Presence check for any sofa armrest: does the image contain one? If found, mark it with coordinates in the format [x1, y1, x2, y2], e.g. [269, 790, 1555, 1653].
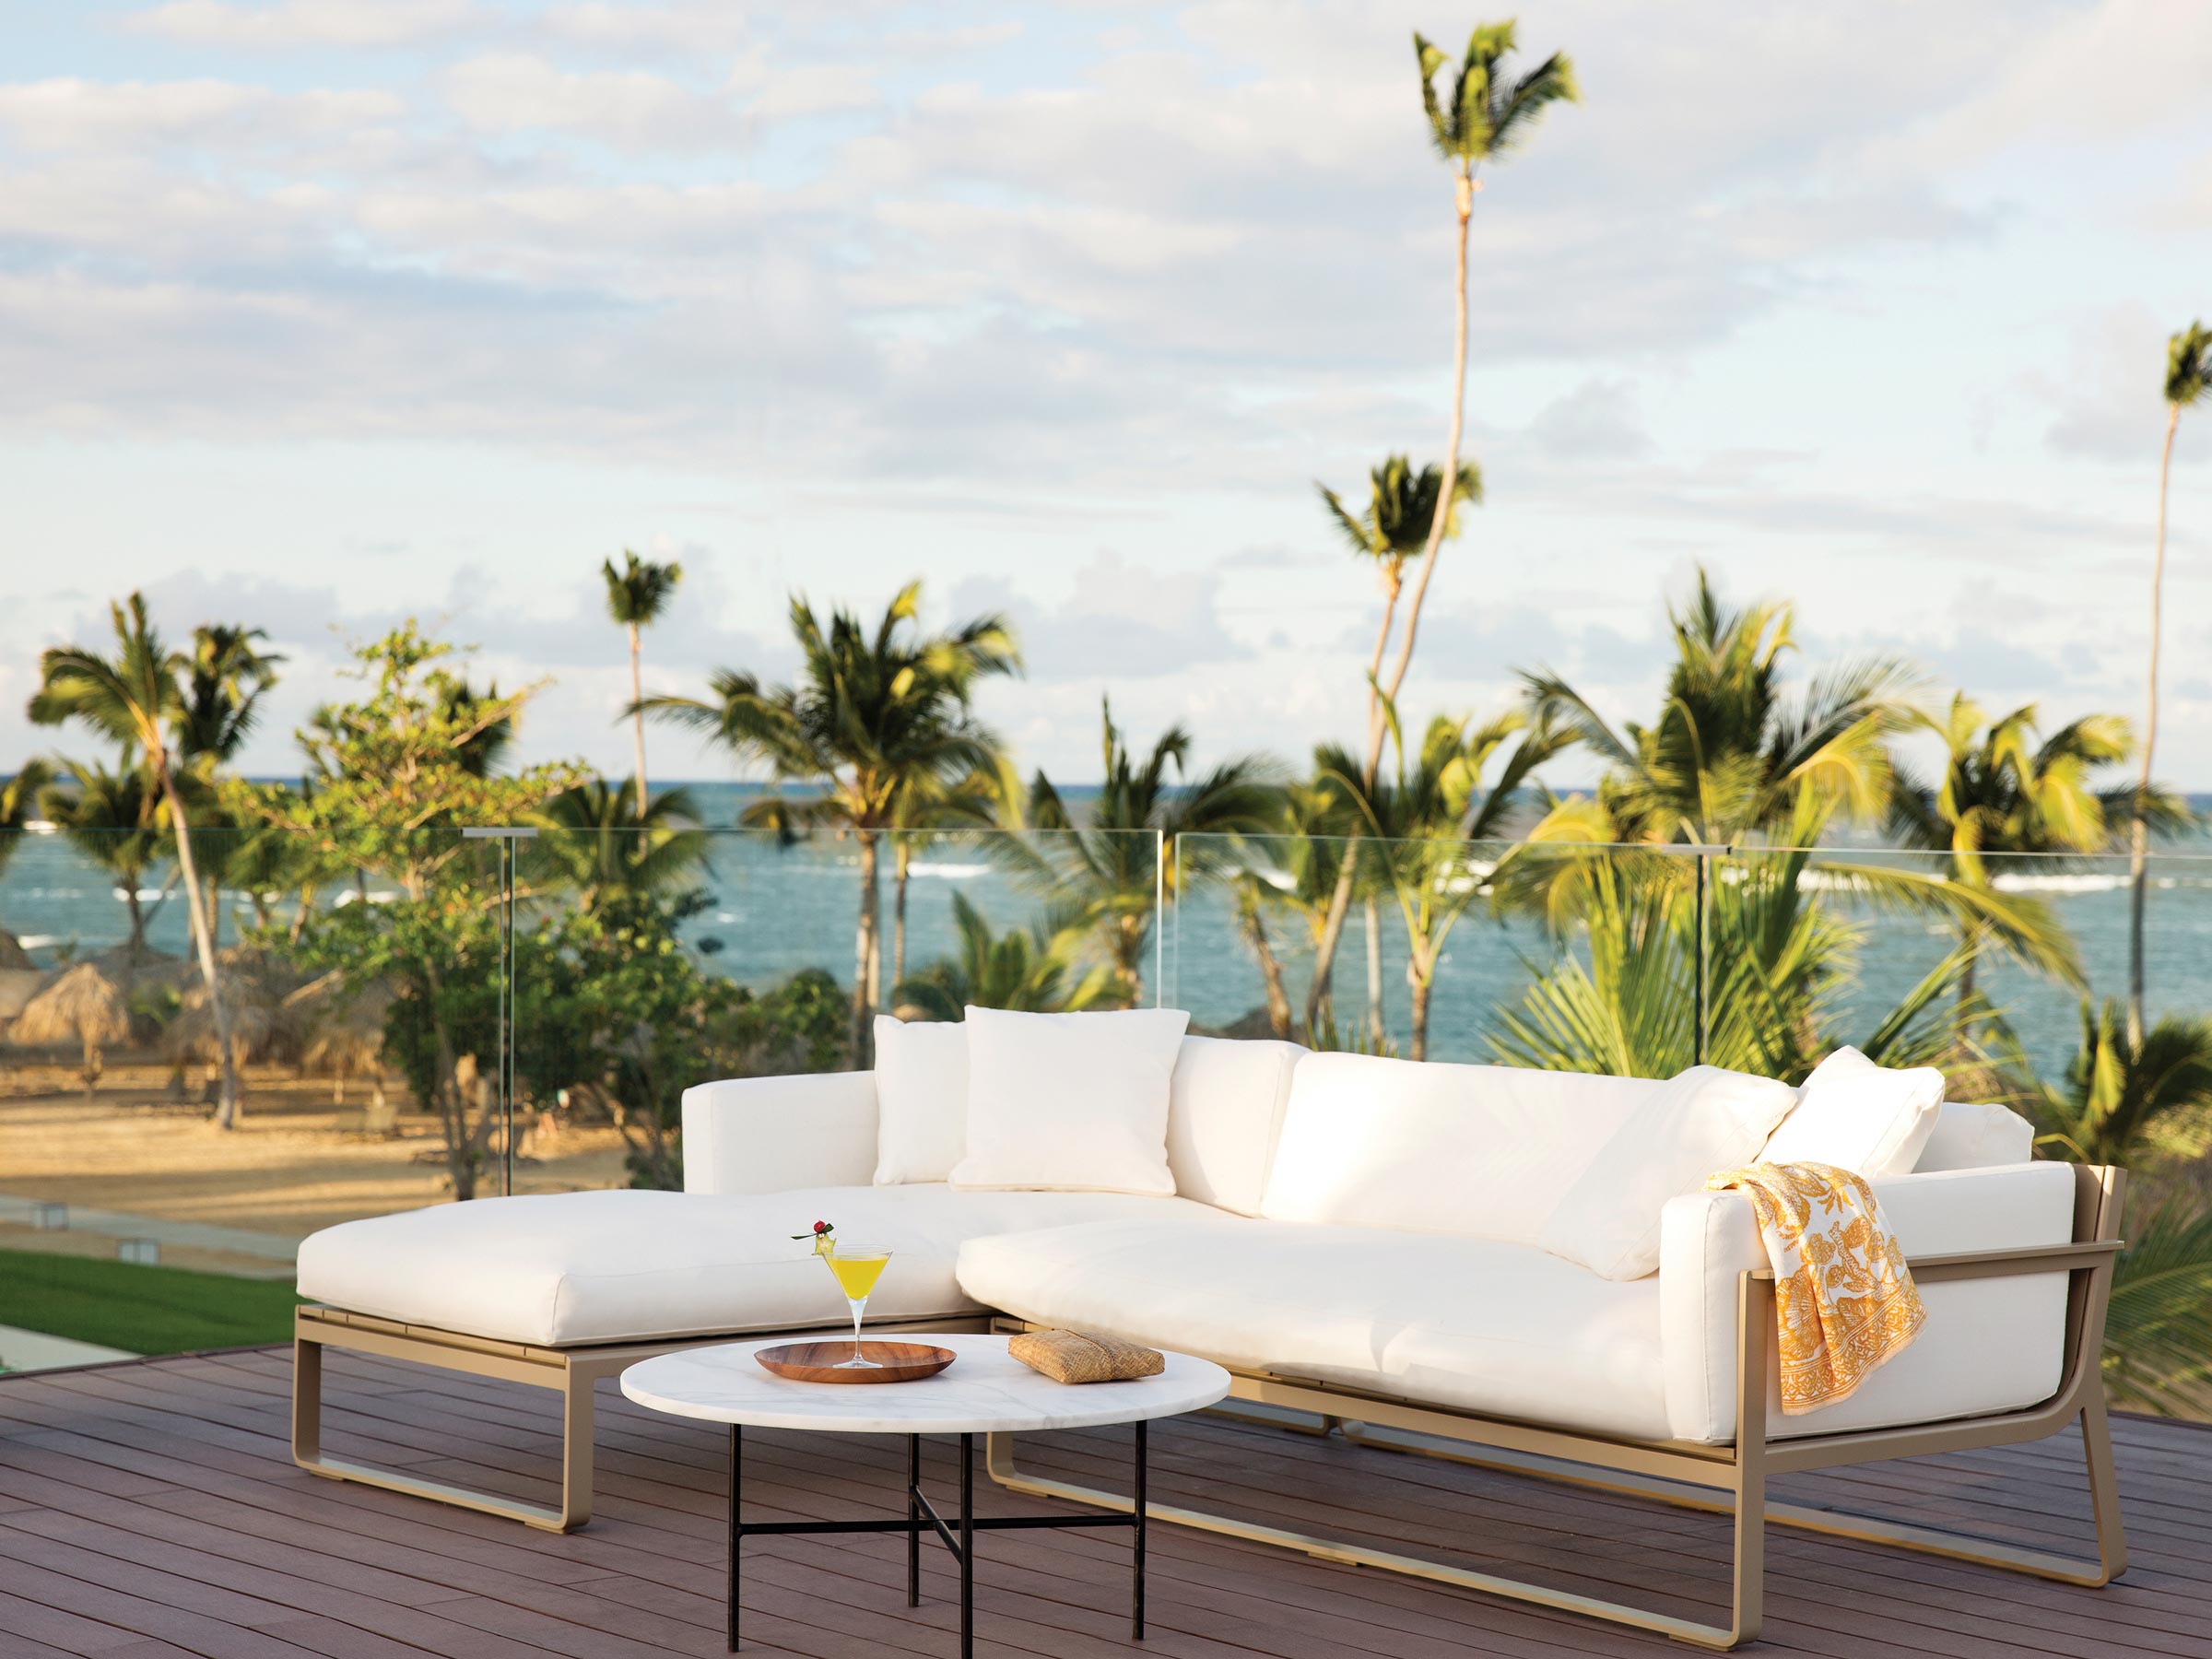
[681, 1071, 879, 1195]
[1659, 1162, 2081, 1444]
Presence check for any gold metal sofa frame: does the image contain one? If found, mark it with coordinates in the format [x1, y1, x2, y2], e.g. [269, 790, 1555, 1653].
[291, 1164, 2126, 1649]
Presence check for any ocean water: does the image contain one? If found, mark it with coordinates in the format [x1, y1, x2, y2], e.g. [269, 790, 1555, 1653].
[3, 783, 2207, 1083]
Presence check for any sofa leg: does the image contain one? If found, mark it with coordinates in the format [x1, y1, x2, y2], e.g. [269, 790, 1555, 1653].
[288, 1317, 596, 1533]
[984, 1429, 1754, 1649]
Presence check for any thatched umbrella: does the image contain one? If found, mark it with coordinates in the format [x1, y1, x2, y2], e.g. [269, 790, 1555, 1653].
[13, 962, 130, 1097]
[284, 971, 394, 1108]
[165, 946, 304, 1070]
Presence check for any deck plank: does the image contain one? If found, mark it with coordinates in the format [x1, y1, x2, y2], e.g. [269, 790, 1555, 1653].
[0, 1348, 2205, 1659]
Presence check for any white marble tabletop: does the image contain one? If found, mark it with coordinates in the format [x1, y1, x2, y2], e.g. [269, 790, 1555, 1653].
[619, 1333, 1231, 1435]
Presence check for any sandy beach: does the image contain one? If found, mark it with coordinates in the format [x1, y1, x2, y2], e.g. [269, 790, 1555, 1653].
[0, 1057, 629, 1273]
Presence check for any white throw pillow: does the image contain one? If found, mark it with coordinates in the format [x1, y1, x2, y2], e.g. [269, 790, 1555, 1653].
[1538, 1065, 1799, 1281]
[948, 1006, 1192, 1195]
[871, 1016, 970, 1185]
[1759, 1045, 1945, 1178]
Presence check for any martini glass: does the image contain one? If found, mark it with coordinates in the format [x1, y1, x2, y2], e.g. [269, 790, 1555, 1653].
[821, 1246, 892, 1369]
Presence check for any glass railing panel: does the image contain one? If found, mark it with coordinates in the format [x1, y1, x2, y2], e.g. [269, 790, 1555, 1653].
[510, 824, 1166, 1192]
[0, 823, 498, 1366]
[1171, 830, 1608, 1063]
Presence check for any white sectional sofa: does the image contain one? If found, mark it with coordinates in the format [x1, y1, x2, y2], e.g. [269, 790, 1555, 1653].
[293, 1035, 2126, 1650]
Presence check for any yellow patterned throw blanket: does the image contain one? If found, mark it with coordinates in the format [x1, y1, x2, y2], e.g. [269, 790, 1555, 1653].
[1702, 1162, 1927, 1416]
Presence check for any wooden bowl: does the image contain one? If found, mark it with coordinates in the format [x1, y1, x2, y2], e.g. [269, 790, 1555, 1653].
[755, 1340, 957, 1384]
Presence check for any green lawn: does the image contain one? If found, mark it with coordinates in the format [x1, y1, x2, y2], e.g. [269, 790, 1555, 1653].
[0, 1247, 300, 1361]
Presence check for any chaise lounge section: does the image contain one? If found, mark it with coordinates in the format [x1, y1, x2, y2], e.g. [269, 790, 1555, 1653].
[293, 1033, 2124, 1649]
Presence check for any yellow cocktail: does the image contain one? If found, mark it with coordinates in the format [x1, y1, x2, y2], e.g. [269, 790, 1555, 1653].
[820, 1245, 892, 1369]
[826, 1252, 888, 1300]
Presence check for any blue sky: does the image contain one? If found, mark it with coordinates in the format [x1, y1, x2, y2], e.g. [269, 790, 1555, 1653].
[2, 1, 2207, 790]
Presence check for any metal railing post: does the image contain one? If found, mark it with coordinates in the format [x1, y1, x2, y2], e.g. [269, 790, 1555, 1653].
[463, 827, 537, 1196]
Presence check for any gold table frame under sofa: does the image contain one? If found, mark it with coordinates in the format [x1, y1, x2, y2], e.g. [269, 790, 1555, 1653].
[292, 1164, 2127, 1649]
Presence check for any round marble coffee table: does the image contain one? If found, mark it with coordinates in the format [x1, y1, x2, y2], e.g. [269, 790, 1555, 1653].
[621, 1333, 1230, 1655]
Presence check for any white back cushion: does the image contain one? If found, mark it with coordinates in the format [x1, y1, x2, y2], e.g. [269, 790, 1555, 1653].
[872, 1016, 970, 1184]
[1912, 1100, 2035, 1171]
[1539, 1065, 1800, 1281]
[1259, 1053, 1665, 1244]
[949, 1006, 1191, 1194]
[1164, 1036, 1306, 1217]
[1759, 1046, 1942, 1178]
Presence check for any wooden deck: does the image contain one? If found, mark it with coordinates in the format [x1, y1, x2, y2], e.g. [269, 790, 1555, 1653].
[0, 1346, 2206, 1658]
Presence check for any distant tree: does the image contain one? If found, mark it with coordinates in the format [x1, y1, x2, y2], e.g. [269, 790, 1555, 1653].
[247, 625, 581, 1195]
[1304, 22, 1576, 1030]
[1524, 568, 1922, 845]
[29, 596, 245, 1125]
[1023, 698, 1280, 1006]
[175, 623, 282, 947]
[0, 759, 54, 967]
[892, 892, 1113, 1022]
[603, 551, 683, 805]
[2131, 322, 2210, 1046]
[39, 758, 165, 957]
[527, 777, 710, 913]
[1889, 695, 2140, 1021]
[644, 582, 1018, 1065]
[1319, 704, 1566, 1059]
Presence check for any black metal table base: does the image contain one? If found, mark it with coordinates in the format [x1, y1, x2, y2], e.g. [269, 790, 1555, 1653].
[726, 1421, 1147, 1655]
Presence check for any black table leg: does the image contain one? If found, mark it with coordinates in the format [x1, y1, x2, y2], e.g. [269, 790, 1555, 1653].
[959, 1432, 975, 1659]
[907, 1434, 922, 1607]
[1134, 1418, 1147, 1640]
[727, 1423, 742, 1653]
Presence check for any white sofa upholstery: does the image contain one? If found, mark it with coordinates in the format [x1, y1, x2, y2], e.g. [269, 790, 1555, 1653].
[295, 1183, 1216, 1347]
[299, 1034, 2069, 1446]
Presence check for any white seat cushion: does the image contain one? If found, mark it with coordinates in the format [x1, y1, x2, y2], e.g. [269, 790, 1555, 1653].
[1260, 1053, 1665, 1245]
[958, 1215, 1673, 1441]
[950, 1006, 1192, 1194]
[297, 1184, 1217, 1348]
[872, 1016, 970, 1184]
[1538, 1065, 1799, 1281]
[1166, 1035, 1305, 1216]
[1759, 1046, 1942, 1178]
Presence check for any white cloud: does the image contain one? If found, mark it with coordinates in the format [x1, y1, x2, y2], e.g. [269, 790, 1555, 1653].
[441, 53, 745, 152]
[128, 0, 479, 50]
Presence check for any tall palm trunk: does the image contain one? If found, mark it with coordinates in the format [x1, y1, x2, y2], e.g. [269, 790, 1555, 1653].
[853, 830, 881, 1066]
[627, 621, 649, 806]
[893, 839, 912, 990]
[2129, 403, 2179, 1048]
[1408, 961, 1433, 1063]
[1307, 168, 1478, 1032]
[1235, 884, 1292, 1038]
[1363, 894, 1384, 1046]
[162, 768, 241, 1127]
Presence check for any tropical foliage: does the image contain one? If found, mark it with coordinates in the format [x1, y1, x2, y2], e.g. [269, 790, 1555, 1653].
[891, 891, 1112, 1023]
[643, 582, 1018, 1065]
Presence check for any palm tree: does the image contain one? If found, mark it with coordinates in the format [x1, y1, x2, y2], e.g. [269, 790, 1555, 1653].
[38, 759, 167, 958]
[175, 623, 282, 947]
[1525, 568, 1922, 845]
[1490, 841, 2010, 1083]
[1023, 698, 1281, 1006]
[0, 758, 53, 968]
[1320, 704, 1565, 1059]
[2031, 1002, 2212, 1169]
[1303, 25, 1575, 1031]
[603, 551, 683, 806]
[1311, 456, 1481, 1035]
[2131, 322, 2210, 1047]
[891, 891, 1113, 1022]
[643, 582, 1018, 1065]
[527, 778, 710, 913]
[887, 762, 1013, 990]
[1390, 23, 1575, 765]
[1320, 455, 1483, 750]
[28, 595, 243, 1124]
[1890, 695, 2132, 1021]
[2102, 1195, 2212, 1415]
